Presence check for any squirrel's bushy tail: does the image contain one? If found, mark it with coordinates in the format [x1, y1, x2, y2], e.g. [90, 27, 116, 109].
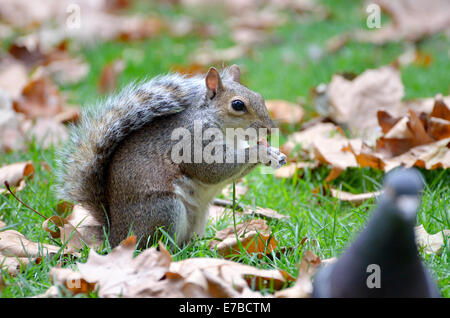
[56, 74, 202, 222]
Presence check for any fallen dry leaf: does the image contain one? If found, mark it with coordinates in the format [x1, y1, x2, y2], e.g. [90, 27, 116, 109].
[0, 229, 62, 257]
[275, 250, 322, 298]
[190, 44, 248, 66]
[430, 98, 450, 121]
[355, 0, 450, 44]
[326, 0, 450, 51]
[0, 161, 34, 194]
[283, 122, 337, 158]
[0, 58, 28, 99]
[43, 237, 291, 298]
[45, 56, 90, 86]
[0, 97, 27, 152]
[248, 207, 288, 220]
[282, 122, 365, 181]
[349, 137, 450, 172]
[287, 90, 450, 175]
[274, 162, 319, 179]
[0, 256, 32, 275]
[415, 225, 450, 254]
[266, 100, 305, 125]
[0, 0, 164, 44]
[98, 59, 126, 94]
[20, 118, 68, 148]
[208, 203, 288, 224]
[170, 257, 293, 293]
[170, 63, 207, 77]
[323, 65, 404, 145]
[209, 219, 278, 258]
[375, 110, 437, 158]
[43, 205, 104, 250]
[54, 105, 80, 124]
[331, 189, 383, 205]
[13, 75, 63, 119]
[0, 225, 77, 275]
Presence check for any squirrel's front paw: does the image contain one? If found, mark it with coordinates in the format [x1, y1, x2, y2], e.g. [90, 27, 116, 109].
[264, 146, 287, 169]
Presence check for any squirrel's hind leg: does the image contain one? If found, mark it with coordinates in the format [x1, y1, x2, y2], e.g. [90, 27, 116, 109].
[108, 193, 190, 249]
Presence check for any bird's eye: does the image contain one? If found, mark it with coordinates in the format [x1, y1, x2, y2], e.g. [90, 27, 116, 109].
[231, 99, 246, 112]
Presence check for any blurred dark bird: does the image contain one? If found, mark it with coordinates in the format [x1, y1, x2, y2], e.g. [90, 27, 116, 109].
[313, 168, 440, 298]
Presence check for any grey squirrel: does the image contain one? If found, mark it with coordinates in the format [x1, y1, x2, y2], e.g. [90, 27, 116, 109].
[56, 65, 287, 248]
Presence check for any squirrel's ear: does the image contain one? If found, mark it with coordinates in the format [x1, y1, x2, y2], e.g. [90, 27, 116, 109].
[205, 67, 223, 99]
[229, 64, 241, 83]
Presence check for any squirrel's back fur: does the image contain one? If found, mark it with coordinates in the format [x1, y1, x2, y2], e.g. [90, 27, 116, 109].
[56, 71, 224, 223]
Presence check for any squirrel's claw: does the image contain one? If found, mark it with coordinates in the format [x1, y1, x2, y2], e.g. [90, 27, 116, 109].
[265, 147, 287, 169]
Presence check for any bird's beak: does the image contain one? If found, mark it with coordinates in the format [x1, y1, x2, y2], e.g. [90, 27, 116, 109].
[396, 195, 419, 221]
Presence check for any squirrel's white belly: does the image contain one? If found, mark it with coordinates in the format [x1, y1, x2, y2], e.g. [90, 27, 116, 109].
[173, 175, 237, 242]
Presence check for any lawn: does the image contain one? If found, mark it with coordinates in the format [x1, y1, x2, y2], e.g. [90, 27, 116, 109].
[0, 0, 448, 297]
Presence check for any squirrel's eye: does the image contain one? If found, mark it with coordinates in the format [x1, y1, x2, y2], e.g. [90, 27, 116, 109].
[231, 99, 246, 112]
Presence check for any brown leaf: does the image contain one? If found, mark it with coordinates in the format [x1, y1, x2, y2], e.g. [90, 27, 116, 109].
[43, 239, 288, 298]
[324, 167, 344, 183]
[354, 0, 450, 44]
[68, 239, 171, 298]
[0, 161, 34, 194]
[376, 137, 415, 158]
[0, 256, 31, 275]
[45, 56, 89, 86]
[265, 100, 305, 125]
[415, 225, 450, 254]
[407, 110, 434, 146]
[209, 219, 278, 258]
[170, 257, 293, 292]
[345, 143, 386, 170]
[42, 204, 104, 250]
[248, 207, 288, 220]
[0, 227, 76, 275]
[427, 117, 450, 140]
[42, 215, 67, 238]
[284, 122, 364, 173]
[0, 104, 27, 152]
[116, 17, 164, 42]
[383, 137, 450, 171]
[13, 75, 63, 118]
[8, 40, 45, 68]
[208, 203, 288, 224]
[330, 189, 382, 205]
[322, 65, 404, 145]
[313, 135, 362, 170]
[275, 251, 322, 298]
[20, 118, 68, 148]
[430, 98, 450, 121]
[170, 63, 207, 77]
[50, 268, 97, 295]
[55, 201, 74, 215]
[377, 110, 401, 134]
[0, 59, 28, 99]
[54, 106, 80, 124]
[190, 44, 248, 66]
[98, 59, 126, 94]
[274, 162, 318, 179]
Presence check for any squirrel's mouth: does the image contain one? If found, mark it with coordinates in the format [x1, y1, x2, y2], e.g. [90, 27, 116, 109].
[249, 120, 276, 132]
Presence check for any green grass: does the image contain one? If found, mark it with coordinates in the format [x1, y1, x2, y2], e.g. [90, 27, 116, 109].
[0, 0, 449, 297]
